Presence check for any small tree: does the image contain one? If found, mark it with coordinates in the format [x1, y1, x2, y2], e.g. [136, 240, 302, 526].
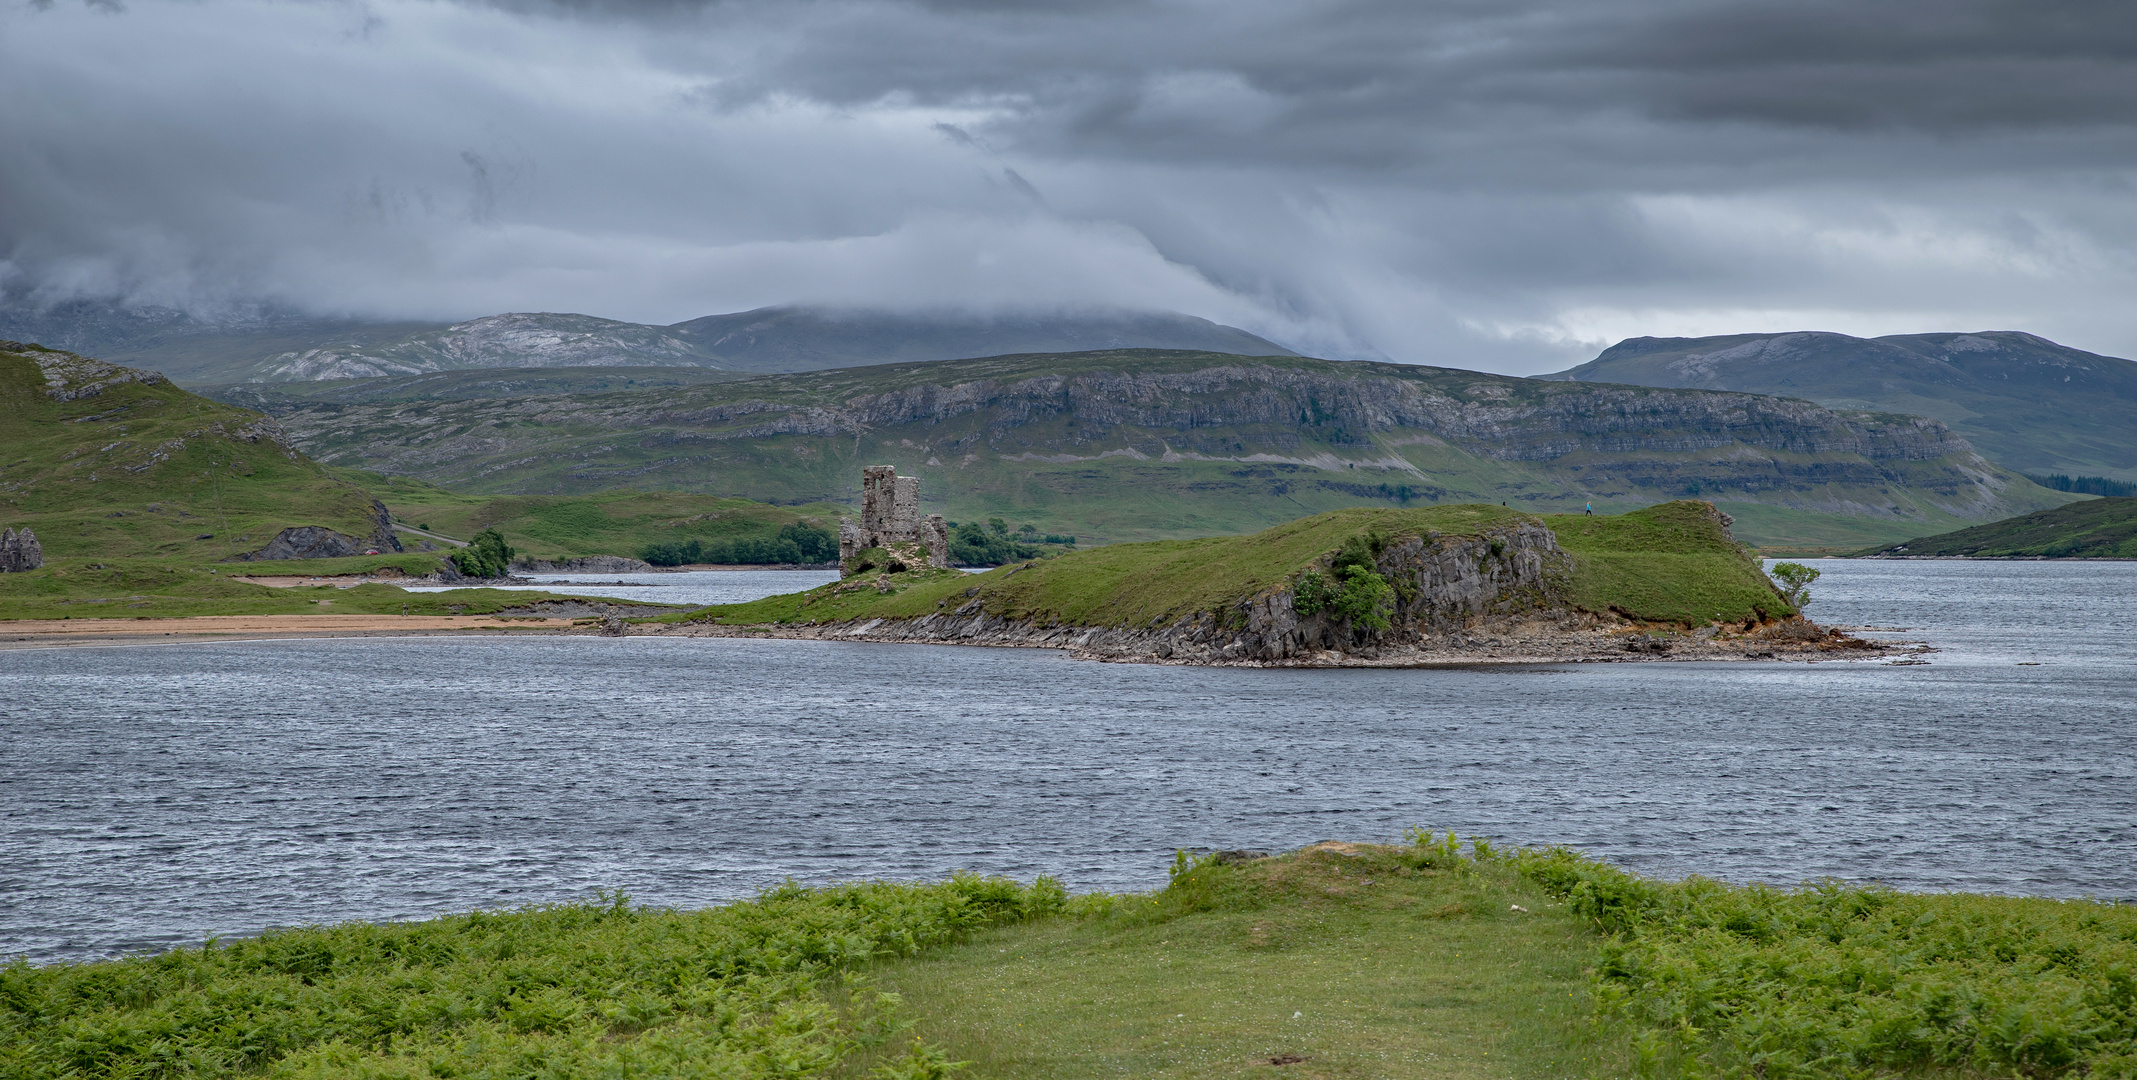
[452, 528, 515, 578]
[1768, 561, 1820, 609]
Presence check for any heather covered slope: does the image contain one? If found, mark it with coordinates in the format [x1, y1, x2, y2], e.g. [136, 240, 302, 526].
[0, 342, 394, 562]
[1859, 496, 2137, 558]
[1544, 330, 2137, 482]
[230, 348, 2075, 549]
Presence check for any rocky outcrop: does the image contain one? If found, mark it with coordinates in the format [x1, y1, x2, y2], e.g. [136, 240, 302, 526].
[1, 527, 42, 572]
[9, 342, 171, 402]
[236, 500, 403, 561]
[512, 554, 654, 573]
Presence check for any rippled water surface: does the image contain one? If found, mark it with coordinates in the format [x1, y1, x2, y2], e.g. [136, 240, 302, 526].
[4, 561, 2133, 963]
[401, 568, 842, 608]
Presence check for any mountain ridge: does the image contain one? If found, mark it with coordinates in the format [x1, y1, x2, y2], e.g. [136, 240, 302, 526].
[212, 348, 2075, 549]
[0, 300, 1296, 384]
[1543, 330, 2137, 481]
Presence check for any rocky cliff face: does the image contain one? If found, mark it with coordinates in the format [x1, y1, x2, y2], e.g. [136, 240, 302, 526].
[1121, 520, 1571, 661]
[237, 500, 403, 561]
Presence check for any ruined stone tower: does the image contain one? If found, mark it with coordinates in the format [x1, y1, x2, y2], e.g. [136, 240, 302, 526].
[0, 527, 42, 573]
[839, 466, 948, 573]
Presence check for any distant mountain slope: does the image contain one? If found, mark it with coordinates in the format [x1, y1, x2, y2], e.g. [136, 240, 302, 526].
[222, 348, 2076, 549]
[1858, 496, 2137, 558]
[0, 341, 398, 561]
[1542, 331, 2137, 481]
[197, 366, 751, 411]
[0, 299, 1294, 383]
[665, 307, 1294, 373]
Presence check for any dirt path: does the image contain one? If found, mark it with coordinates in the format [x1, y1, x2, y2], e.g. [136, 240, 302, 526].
[0, 614, 579, 649]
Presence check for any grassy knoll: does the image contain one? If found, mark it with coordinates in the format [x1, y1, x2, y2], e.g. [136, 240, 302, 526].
[342, 469, 850, 564]
[11, 842, 2134, 1079]
[676, 502, 1792, 631]
[0, 343, 388, 562]
[1546, 502, 1795, 624]
[1858, 496, 2137, 558]
[678, 504, 1532, 629]
[0, 559, 598, 619]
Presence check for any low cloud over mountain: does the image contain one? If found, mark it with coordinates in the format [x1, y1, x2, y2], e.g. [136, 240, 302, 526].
[4, 0, 2135, 372]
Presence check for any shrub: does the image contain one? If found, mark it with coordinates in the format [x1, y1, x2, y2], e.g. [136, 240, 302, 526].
[1292, 532, 1396, 631]
[449, 528, 514, 578]
[1768, 560, 1819, 607]
[1484, 840, 2137, 1080]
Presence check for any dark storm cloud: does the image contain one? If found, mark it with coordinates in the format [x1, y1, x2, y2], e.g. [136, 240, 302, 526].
[652, 0, 2137, 174]
[3, 0, 2136, 371]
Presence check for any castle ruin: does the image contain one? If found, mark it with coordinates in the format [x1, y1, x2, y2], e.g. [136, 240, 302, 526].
[839, 466, 948, 574]
[1, 527, 42, 573]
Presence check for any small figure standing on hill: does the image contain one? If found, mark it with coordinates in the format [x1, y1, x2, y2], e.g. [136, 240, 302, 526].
[1585, 502, 1593, 516]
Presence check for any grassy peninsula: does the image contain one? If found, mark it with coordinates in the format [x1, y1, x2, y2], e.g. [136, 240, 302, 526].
[1859, 496, 2137, 558]
[676, 501, 1793, 633]
[9, 841, 2132, 1079]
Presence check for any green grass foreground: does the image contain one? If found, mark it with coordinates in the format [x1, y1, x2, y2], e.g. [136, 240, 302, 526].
[673, 501, 1793, 632]
[10, 844, 2132, 1080]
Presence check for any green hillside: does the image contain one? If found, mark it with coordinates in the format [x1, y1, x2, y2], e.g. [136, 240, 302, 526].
[685, 501, 1791, 631]
[213, 349, 2076, 551]
[343, 470, 849, 564]
[1547, 330, 2137, 482]
[1858, 496, 2137, 557]
[0, 341, 392, 562]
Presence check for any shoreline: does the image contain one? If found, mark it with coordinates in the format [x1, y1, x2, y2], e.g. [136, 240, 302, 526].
[0, 610, 1910, 663]
[643, 610, 1900, 666]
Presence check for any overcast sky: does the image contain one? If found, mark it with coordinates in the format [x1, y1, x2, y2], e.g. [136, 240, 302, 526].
[3, 0, 2134, 372]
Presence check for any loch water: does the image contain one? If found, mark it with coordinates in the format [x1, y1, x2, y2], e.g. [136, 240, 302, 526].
[3, 561, 2133, 964]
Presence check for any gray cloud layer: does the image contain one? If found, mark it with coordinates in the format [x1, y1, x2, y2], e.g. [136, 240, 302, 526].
[4, 0, 2134, 371]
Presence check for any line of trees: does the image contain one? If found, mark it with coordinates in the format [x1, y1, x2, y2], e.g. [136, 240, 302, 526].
[2029, 473, 2137, 498]
[640, 522, 838, 567]
[948, 518, 1075, 566]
